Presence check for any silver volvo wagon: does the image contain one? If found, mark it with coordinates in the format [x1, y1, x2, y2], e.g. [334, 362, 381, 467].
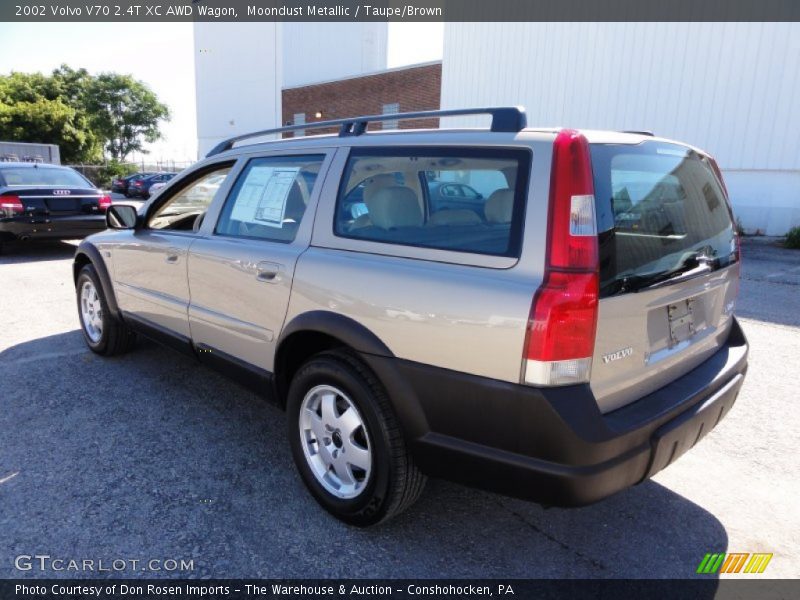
[73, 107, 748, 525]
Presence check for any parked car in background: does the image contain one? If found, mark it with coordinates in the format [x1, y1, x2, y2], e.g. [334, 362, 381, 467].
[148, 181, 168, 196]
[128, 172, 176, 199]
[73, 107, 747, 526]
[426, 180, 485, 213]
[111, 172, 155, 196]
[0, 162, 111, 253]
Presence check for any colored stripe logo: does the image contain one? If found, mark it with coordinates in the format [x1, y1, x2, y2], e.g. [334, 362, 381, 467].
[697, 553, 773, 574]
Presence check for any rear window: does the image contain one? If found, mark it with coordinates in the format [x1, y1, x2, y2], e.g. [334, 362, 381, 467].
[0, 166, 91, 188]
[333, 147, 530, 257]
[591, 142, 737, 297]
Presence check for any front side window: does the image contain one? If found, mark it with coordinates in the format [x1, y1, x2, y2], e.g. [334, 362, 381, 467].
[216, 155, 325, 243]
[148, 166, 233, 231]
[334, 148, 529, 257]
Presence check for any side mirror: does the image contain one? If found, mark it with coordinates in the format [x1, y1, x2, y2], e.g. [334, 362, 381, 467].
[106, 204, 138, 230]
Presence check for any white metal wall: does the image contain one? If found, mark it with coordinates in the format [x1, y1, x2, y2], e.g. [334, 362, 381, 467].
[194, 23, 388, 158]
[194, 22, 282, 158]
[282, 22, 388, 88]
[442, 23, 800, 234]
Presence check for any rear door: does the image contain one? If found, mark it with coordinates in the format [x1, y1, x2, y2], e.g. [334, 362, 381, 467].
[589, 141, 740, 412]
[186, 150, 332, 373]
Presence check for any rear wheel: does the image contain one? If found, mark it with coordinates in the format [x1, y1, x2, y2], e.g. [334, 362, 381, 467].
[76, 264, 136, 356]
[287, 350, 426, 526]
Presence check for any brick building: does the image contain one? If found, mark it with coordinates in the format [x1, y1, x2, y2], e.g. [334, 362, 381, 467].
[281, 61, 441, 136]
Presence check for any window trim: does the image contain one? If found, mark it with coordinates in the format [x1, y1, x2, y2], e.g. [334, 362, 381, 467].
[332, 146, 532, 259]
[143, 160, 236, 233]
[212, 153, 327, 245]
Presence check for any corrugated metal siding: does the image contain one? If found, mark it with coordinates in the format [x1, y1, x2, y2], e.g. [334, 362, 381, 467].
[283, 23, 388, 88]
[442, 23, 800, 170]
[194, 22, 282, 157]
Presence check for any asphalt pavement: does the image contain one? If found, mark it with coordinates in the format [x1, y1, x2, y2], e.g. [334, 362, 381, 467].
[0, 237, 798, 579]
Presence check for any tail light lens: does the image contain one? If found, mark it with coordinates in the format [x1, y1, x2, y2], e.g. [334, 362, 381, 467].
[0, 195, 24, 216]
[98, 194, 112, 211]
[523, 130, 599, 386]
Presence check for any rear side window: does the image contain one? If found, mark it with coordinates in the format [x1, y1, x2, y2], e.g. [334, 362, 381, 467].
[333, 147, 530, 257]
[216, 155, 325, 243]
[591, 142, 737, 297]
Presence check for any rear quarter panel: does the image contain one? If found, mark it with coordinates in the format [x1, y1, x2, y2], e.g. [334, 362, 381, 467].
[285, 132, 555, 382]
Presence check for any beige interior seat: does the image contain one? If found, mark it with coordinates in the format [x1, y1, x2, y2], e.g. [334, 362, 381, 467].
[368, 186, 423, 229]
[484, 189, 514, 223]
[428, 209, 482, 226]
[350, 174, 398, 229]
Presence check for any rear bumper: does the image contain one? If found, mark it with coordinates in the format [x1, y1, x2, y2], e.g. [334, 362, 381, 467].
[0, 214, 106, 241]
[363, 317, 748, 506]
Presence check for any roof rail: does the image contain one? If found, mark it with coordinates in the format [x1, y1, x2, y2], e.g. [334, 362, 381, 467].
[205, 106, 527, 158]
[622, 130, 654, 136]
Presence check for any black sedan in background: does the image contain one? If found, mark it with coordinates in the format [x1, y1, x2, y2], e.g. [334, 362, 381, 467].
[0, 162, 112, 253]
[110, 172, 155, 196]
[128, 172, 176, 199]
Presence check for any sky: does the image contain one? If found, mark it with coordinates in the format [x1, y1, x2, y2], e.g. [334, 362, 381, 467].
[0, 22, 444, 163]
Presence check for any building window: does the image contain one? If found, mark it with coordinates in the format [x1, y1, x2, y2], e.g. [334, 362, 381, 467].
[293, 113, 306, 137]
[382, 103, 400, 130]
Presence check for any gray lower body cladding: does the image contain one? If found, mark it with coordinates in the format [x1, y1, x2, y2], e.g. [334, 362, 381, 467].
[362, 317, 748, 506]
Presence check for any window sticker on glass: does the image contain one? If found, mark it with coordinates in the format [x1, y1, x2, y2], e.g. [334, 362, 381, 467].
[230, 165, 301, 227]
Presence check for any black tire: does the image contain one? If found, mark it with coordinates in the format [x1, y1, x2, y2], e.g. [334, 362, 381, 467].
[287, 350, 426, 526]
[76, 264, 136, 356]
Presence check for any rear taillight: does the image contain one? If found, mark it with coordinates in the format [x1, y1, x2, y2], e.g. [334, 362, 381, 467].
[0, 195, 24, 216]
[98, 194, 112, 211]
[523, 130, 599, 386]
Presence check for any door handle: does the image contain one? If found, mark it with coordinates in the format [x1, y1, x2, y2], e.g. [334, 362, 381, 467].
[165, 251, 180, 264]
[256, 261, 284, 283]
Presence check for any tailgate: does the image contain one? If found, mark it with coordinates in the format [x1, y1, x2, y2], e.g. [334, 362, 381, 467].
[588, 140, 740, 413]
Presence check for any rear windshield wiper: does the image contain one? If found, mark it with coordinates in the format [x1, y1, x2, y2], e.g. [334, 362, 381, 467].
[615, 252, 719, 294]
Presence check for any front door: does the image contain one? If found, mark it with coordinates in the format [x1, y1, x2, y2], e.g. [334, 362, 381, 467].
[186, 152, 331, 375]
[112, 162, 237, 340]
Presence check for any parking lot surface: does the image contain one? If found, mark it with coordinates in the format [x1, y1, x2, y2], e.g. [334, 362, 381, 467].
[0, 237, 798, 578]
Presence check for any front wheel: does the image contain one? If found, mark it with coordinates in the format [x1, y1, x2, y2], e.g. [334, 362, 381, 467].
[287, 351, 426, 526]
[76, 264, 136, 355]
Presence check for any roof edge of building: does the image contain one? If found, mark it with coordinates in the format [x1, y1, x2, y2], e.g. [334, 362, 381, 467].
[282, 60, 442, 91]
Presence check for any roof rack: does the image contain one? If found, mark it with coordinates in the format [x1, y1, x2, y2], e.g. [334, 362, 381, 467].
[622, 130, 654, 136]
[205, 106, 527, 158]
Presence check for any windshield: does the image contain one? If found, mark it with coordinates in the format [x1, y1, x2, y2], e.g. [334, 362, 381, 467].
[0, 166, 92, 188]
[591, 141, 737, 297]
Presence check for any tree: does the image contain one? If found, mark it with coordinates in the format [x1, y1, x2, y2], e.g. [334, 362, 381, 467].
[85, 73, 170, 161]
[0, 73, 100, 163]
[0, 65, 170, 163]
